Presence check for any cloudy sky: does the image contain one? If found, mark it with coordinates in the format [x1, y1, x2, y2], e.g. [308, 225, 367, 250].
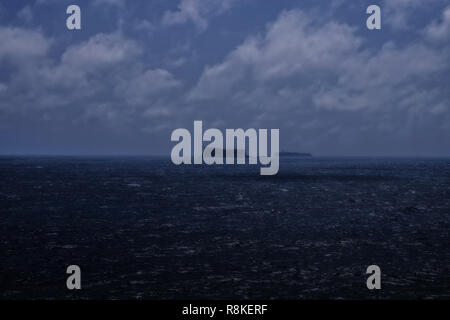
[0, 0, 449, 156]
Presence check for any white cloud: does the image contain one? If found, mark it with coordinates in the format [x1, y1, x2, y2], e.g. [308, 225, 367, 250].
[93, 0, 125, 6]
[189, 10, 362, 101]
[61, 33, 141, 69]
[0, 28, 181, 130]
[187, 9, 448, 153]
[425, 6, 450, 42]
[115, 68, 181, 106]
[1, 3, 449, 155]
[0, 27, 51, 61]
[17, 5, 33, 24]
[383, 0, 427, 29]
[163, 0, 235, 31]
[134, 19, 155, 33]
[382, 0, 449, 30]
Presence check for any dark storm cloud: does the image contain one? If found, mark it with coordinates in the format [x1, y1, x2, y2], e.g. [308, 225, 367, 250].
[0, 0, 449, 155]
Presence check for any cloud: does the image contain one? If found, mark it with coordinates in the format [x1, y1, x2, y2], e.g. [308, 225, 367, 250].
[0, 27, 51, 61]
[189, 10, 362, 100]
[382, 0, 449, 30]
[17, 5, 33, 24]
[93, 0, 125, 6]
[383, 0, 427, 29]
[188, 9, 449, 155]
[425, 6, 450, 42]
[61, 32, 141, 69]
[163, 0, 235, 31]
[115, 68, 181, 106]
[0, 28, 181, 132]
[1, 2, 449, 155]
[134, 19, 155, 33]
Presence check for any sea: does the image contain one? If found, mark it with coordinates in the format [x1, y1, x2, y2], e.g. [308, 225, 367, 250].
[1, 156, 449, 299]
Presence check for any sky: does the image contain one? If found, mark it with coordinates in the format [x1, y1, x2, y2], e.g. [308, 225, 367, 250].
[0, 0, 449, 156]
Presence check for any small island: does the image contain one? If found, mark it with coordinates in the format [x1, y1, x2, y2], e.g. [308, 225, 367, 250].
[278, 152, 312, 157]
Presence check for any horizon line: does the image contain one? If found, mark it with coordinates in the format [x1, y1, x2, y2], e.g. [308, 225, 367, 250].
[1, 153, 450, 159]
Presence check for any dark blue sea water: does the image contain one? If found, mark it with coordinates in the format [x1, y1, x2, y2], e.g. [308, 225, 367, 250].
[1, 156, 449, 299]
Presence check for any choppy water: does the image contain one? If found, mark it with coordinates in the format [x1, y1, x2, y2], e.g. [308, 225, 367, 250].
[1, 156, 449, 299]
